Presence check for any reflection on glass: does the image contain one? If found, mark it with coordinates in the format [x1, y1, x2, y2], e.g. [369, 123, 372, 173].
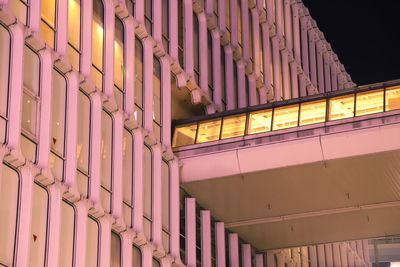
[248, 109, 272, 134]
[273, 104, 299, 130]
[40, 0, 56, 47]
[356, 89, 384, 116]
[114, 17, 124, 91]
[385, 86, 400, 111]
[329, 94, 355, 121]
[68, 0, 81, 70]
[299, 100, 326, 126]
[92, 0, 104, 90]
[196, 119, 222, 143]
[172, 123, 197, 147]
[221, 114, 246, 139]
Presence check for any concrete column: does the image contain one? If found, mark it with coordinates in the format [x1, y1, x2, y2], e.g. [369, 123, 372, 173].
[46, 184, 62, 266]
[141, 244, 153, 267]
[241, 0, 250, 62]
[340, 243, 349, 267]
[74, 201, 88, 267]
[230, 0, 238, 47]
[256, 254, 264, 267]
[55, 0, 67, 55]
[198, 13, 208, 96]
[28, 0, 40, 31]
[332, 243, 341, 267]
[309, 245, 317, 267]
[237, 61, 247, 108]
[275, 0, 284, 35]
[169, 159, 183, 264]
[290, 61, 298, 98]
[272, 36, 281, 100]
[152, 0, 162, 43]
[281, 49, 291, 99]
[143, 37, 154, 132]
[362, 240, 371, 266]
[266, 251, 276, 267]
[248, 75, 258, 106]
[261, 23, 272, 89]
[316, 40, 325, 92]
[325, 244, 333, 267]
[275, 252, 285, 267]
[252, 8, 261, 77]
[121, 231, 133, 267]
[308, 28, 317, 88]
[284, 0, 293, 49]
[216, 222, 226, 267]
[225, 46, 236, 110]
[317, 244, 326, 267]
[291, 2, 301, 63]
[211, 30, 222, 108]
[169, 0, 178, 60]
[201, 210, 212, 267]
[111, 111, 123, 222]
[242, 244, 252, 267]
[185, 198, 196, 267]
[37, 48, 53, 169]
[88, 92, 102, 208]
[6, 23, 23, 150]
[300, 15, 310, 76]
[218, 0, 226, 32]
[301, 247, 309, 267]
[323, 52, 332, 92]
[229, 233, 239, 267]
[183, 0, 194, 76]
[98, 216, 111, 267]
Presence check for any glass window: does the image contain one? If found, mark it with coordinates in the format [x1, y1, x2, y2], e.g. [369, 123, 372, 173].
[272, 104, 299, 130]
[196, 119, 222, 143]
[193, 13, 200, 84]
[67, 0, 81, 70]
[122, 128, 133, 227]
[86, 216, 99, 267]
[92, 0, 104, 90]
[328, 94, 355, 121]
[76, 90, 91, 196]
[144, 0, 153, 34]
[114, 17, 124, 108]
[21, 45, 40, 162]
[9, 0, 28, 25]
[248, 109, 272, 134]
[299, 100, 327, 126]
[221, 114, 246, 139]
[0, 164, 19, 266]
[135, 37, 144, 126]
[101, 110, 113, 213]
[29, 183, 49, 267]
[111, 232, 121, 267]
[385, 86, 400, 111]
[172, 123, 197, 147]
[162, 160, 170, 252]
[40, 0, 57, 48]
[143, 145, 152, 240]
[162, 0, 169, 51]
[58, 201, 75, 267]
[178, 0, 184, 67]
[133, 245, 141, 266]
[49, 69, 67, 181]
[153, 57, 161, 141]
[207, 31, 213, 99]
[355, 89, 384, 116]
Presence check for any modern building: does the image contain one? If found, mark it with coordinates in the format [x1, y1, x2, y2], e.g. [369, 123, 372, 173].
[0, 0, 397, 266]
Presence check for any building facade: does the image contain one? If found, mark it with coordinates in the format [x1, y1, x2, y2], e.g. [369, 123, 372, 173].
[0, 0, 370, 266]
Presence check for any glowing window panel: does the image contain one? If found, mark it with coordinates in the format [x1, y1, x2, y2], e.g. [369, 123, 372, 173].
[172, 123, 197, 147]
[385, 86, 400, 111]
[272, 104, 299, 130]
[328, 94, 355, 121]
[299, 100, 326, 126]
[247, 109, 272, 134]
[355, 89, 384, 116]
[221, 114, 246, 139]
[196, 119, 222, 143]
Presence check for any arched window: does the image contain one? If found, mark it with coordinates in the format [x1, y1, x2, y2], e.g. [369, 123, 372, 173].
[0, 24, 11, 144]
[135, 37, 144, 126]
[101, 109, 113, 213]
[49, 68, 67, 181]
[162, 0, 169, 52]
[114, 17, 125, 108]
[40, 0, 57, 48]
[111, 232, 121, 267]
[92, 0, 104, 91]
[76, 89, 91, 197]
[86, 216, 99, 267]
[0, 163, 20, 266]
[144, 0, 153, 34]
[153, 57, 161, 141]
[193, 13, 200, 84]
[28, 183, 49, 266]
[143, 145, 152, 240]
[67, 0, 81, 70]
[161, 160, 170, 253]
[21, 44, 40, 163]
[9, 0, 29, 25]
[58, 200, 75, 266]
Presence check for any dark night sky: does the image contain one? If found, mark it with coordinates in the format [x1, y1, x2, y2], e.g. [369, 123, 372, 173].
[301, 0, 400, 85]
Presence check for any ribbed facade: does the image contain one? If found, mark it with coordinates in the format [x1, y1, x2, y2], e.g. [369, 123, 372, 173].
[0, 0, 366, 266]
